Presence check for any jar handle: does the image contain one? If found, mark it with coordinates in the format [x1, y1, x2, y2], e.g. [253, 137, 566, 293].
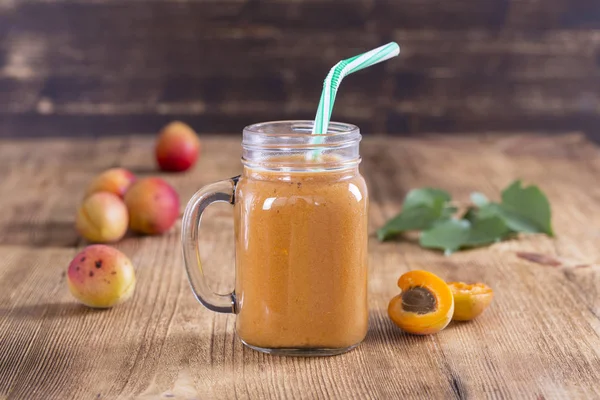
[181, 176, 239, 313]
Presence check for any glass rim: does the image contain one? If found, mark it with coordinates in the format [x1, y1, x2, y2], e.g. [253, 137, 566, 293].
[241, 120, 361, 170]
[243, 120, 360, 138]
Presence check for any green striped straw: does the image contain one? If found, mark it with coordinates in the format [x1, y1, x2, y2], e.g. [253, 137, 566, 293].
[312, 42, 400, 136]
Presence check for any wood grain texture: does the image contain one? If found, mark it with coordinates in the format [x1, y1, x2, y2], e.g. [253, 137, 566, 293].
[0, 134, 600, 399]
[1, 0, 600, 137]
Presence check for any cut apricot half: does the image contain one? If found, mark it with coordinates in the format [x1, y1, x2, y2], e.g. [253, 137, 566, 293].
[388, 270, 454, 335]
[448, 282, 494, 321]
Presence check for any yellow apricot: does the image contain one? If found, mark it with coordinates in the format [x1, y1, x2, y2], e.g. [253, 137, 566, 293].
[388, 270, 454, 335]
[67, 245, 136, 308]
[76, 192, 128, 243]
[85, 168, 136, 198]
[448, 282, 494, 321]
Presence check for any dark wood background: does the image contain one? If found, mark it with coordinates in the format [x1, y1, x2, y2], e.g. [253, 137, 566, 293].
[1, 0, 600, 138]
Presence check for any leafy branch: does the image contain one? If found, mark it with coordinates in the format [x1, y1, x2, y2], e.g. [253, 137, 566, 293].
[377, 180, 553, 254]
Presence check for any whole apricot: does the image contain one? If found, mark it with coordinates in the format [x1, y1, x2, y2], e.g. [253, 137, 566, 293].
[388, 270, 454, 335]
[76, 192, 129, 243]
[67, 245, 136, 308]
[124, 177, 180, 234]
[85, 168, 136, 198]
[155, 121, 201, 172]
[448, 282, 494, 321]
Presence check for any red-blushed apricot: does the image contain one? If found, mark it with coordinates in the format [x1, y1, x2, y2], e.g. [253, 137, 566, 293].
[67, 245, 136, 308]
[388, 270, 454, 335]
[155, 121, 201, 172]
[85, 168, 136, 198]
[447, 282, 494, 321]
[124, 177, 180, 234]
[76, 192, 129, 243]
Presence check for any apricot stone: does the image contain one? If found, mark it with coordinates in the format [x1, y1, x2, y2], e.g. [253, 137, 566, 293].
[85, 168, 136, 198]
[67, 245, 136, 308]
[155, 121, 201, 172]
[124, 177, 180, 234]
[76, 192, 129, 243]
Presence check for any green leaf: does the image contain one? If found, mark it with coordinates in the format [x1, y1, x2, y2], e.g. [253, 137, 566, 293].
[377, 206, 444, 241]
[464, 215, 511, 246]
[419, 219, 470, 254]
[440, 206, 458, 220]
[377, 188, 452, 241]
[498, 180, 553, 236]
[420, 215, 512, 254]
[470, 192, 489, 207]
[403, 188, 451, 209]
[463, 207, 478, 222]
[478, 203, 503, 219]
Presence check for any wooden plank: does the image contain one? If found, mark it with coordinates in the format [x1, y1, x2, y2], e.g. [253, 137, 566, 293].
[2, 46, 599, 114]
[384, 111, 600, 136]
[5, 113, 600, 139]
[0, 134, 599, 398]
[3, 0, 598, 31]
[3, 71, 599, 116]
[0, 114, 332, 137]
[2, 27, 599, 82]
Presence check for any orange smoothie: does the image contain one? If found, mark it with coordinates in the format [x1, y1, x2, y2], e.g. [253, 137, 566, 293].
[234, 161, 368, 350]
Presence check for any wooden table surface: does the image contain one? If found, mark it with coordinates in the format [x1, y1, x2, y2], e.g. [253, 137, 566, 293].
[1, 134, 600, 399]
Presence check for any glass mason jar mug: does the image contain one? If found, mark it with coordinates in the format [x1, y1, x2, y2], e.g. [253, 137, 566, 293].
[182, 121, 368, 356]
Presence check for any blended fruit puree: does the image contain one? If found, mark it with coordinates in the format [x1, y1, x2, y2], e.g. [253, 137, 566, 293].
[234, 160, 368, 349]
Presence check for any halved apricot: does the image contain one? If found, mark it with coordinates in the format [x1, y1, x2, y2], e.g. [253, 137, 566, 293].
[447, 282, 494, 321]
[388, 270, 454, 335]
